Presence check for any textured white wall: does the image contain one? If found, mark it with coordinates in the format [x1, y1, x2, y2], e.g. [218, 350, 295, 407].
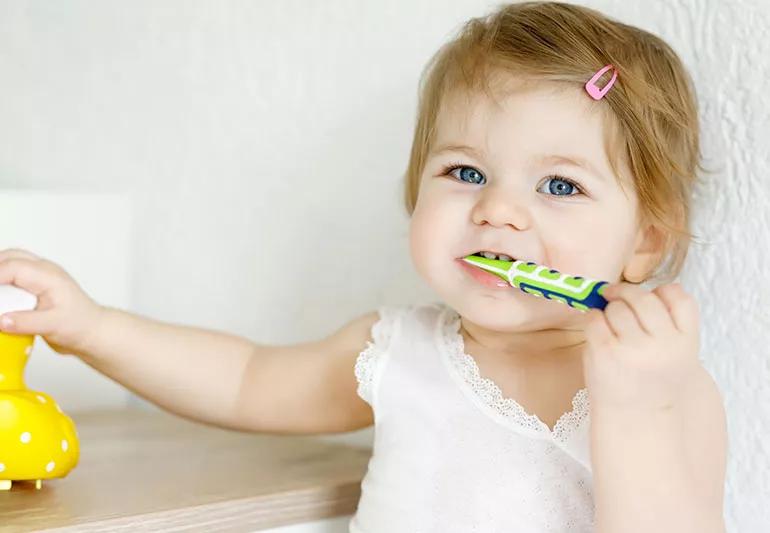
[0, 1, 767, 531]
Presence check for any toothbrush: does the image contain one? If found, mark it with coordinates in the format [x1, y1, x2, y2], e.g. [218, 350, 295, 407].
[462, 254, 610, 311]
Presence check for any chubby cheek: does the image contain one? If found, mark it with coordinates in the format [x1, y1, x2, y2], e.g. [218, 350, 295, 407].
[408, 203, 439, 285]
[544, 220, 631, 282]
[408, 193, 459, 288]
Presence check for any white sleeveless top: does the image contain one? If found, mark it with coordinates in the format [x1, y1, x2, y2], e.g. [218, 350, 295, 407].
[349, 302, 595, 533]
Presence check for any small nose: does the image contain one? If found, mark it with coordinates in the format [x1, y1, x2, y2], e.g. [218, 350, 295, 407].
[471, 185, 532, 231]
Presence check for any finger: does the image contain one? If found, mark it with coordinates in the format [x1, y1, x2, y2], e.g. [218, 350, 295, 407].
[603, 298, 645, 343]
[0, 309, 57, 336]
[0, 248, 40, 262]
[0, 258, 54, 296]
[653, 283, 699, 334]
[602, 282, 674, 335]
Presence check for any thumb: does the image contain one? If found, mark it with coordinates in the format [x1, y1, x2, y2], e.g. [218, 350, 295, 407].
[0, 310, 56, 336]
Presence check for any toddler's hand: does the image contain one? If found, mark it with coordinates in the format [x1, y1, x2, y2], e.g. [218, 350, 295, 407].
[582, 281, 702, 413]
[0, 248, 105, 358]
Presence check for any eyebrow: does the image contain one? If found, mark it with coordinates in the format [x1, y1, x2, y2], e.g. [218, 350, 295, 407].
[429, 143, 485, 159]
[536, 154, 607, 182]
[429, 143, 608, 182]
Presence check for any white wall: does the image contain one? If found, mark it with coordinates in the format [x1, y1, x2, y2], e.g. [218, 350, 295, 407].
[0, 1, 767, 532]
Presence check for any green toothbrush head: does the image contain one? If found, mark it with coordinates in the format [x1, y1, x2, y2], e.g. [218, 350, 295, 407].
[461, 254, 609, 311]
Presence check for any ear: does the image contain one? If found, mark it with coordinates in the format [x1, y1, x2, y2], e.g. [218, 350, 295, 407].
[622, 221, 668, 283]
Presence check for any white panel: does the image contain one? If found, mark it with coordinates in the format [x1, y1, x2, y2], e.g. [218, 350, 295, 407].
[0, 191, 133, 411]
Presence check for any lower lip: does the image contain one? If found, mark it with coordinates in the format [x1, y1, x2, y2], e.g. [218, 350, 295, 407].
[456, 258, 514, 290]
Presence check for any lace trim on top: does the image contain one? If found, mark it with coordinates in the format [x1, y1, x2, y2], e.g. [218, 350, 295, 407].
[354, 305, 400, 406]
[439, 305, 589, 443]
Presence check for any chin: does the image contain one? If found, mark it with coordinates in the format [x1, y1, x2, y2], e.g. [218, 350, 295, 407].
[457, 289, 584, 329]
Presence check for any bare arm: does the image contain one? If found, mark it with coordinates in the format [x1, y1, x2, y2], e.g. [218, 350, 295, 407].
[230, 310, 378, 434]
[76, 306, 257, 428]
[591, 367, 727, 533]
[78, 306, 377, 433]
[0, 249, 377, 434]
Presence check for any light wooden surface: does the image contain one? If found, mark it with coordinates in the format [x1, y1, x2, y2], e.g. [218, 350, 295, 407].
[0, 408, 372, 532]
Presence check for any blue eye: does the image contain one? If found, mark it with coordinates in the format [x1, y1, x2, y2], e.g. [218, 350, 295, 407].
[539, 175, 583, 196]
[443, 164, 584, 196]
[446, 165, 485, 185]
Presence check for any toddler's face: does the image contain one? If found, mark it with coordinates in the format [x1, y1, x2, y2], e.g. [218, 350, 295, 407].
[409, 79, 648, 339]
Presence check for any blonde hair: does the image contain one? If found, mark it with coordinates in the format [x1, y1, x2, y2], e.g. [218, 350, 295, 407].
[403, 1, 705, 285]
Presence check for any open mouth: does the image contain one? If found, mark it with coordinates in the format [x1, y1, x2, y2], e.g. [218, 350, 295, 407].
[467, 251, 516, 262]
[458, 254, 514, 288]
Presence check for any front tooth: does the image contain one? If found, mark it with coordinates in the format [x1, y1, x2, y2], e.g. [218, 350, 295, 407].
[498, 254, 513, 261]
[481, 252, 497, 259]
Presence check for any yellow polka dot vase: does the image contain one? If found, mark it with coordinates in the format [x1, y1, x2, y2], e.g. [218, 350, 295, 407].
[0, 284, 79, 490]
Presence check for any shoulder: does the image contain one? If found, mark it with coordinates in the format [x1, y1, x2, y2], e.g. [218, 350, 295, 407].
[338, 301, 449, 364]
[324, 309, 381, 360]
[680, 366, 728, 513]
[349, 302, 446, 404]
[346, 302, 447, 347]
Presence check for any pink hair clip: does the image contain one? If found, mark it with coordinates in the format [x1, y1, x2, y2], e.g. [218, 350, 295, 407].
[584, 64, 617, 100]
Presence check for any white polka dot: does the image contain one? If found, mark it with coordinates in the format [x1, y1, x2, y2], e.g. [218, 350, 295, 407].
[36, 395, 47, 403]
[20, 432, 31, 444]
[45, 461, 55, 472]
[61, 440, 68, 452]
[0, 463, 5, 472]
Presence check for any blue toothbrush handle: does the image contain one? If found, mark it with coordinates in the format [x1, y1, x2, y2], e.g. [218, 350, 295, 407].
[516, 279, 609, 311]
